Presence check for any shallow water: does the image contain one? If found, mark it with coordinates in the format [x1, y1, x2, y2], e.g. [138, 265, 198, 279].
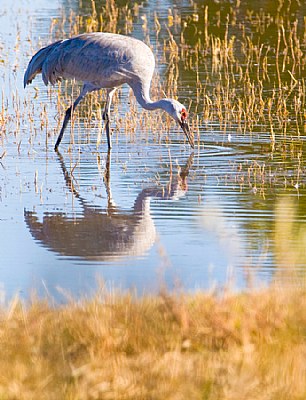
[1, 0, 306, 301]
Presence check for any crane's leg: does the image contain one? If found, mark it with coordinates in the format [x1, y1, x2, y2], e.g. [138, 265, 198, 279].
[54, 84, 94, 151]
[103, 87, 117, 150]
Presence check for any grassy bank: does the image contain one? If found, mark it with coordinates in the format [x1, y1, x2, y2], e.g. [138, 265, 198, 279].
[0, 285, 306, 399]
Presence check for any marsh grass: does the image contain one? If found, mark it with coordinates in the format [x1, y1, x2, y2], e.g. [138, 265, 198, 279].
[3, 0, 304, 171]
[0, 4, 304, 229]
[32, 0, 304, 189]
[0, 285, 306, 399]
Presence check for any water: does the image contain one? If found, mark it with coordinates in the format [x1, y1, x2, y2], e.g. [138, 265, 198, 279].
[1, 0, 306, 301]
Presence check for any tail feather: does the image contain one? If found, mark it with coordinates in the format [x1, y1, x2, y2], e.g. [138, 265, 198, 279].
[24, 40, 63, 88]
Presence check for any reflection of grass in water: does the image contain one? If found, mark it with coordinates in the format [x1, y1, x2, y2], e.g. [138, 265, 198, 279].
[274, 197, 306, 272]
[0, 285, 306, 398]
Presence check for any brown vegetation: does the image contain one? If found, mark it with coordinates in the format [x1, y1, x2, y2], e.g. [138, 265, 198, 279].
[0, 285, 306, 399]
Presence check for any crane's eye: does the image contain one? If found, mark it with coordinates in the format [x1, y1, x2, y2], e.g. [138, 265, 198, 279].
[181, 109, 188, 121]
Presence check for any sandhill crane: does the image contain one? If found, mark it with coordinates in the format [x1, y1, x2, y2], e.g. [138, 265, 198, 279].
[24, 32, 194, 150]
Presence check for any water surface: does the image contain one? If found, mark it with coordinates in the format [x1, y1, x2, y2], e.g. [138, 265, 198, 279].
[1, 0, 306, 301]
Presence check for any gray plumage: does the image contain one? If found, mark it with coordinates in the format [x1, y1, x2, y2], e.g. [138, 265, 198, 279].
[24, 32, 194, 150]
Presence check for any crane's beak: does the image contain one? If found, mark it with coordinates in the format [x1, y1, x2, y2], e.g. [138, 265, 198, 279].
[179, 120, 194, 148]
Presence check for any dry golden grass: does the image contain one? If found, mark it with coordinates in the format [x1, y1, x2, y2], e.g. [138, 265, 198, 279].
[0, 285, 306, 399]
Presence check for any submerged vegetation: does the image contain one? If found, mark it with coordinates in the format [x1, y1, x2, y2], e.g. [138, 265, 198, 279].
[0, 285, 306, 399]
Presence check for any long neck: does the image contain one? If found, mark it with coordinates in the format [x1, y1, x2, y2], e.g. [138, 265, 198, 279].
[131, 81, 170, 112]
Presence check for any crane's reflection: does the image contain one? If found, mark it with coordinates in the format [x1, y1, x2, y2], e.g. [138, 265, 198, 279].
[24, 151, 194, 261]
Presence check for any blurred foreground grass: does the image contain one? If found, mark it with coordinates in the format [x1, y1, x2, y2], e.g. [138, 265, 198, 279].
[0, 285, 306, 399]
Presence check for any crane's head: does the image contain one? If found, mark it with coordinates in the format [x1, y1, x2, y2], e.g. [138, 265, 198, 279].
[165, 99, 194, 148]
